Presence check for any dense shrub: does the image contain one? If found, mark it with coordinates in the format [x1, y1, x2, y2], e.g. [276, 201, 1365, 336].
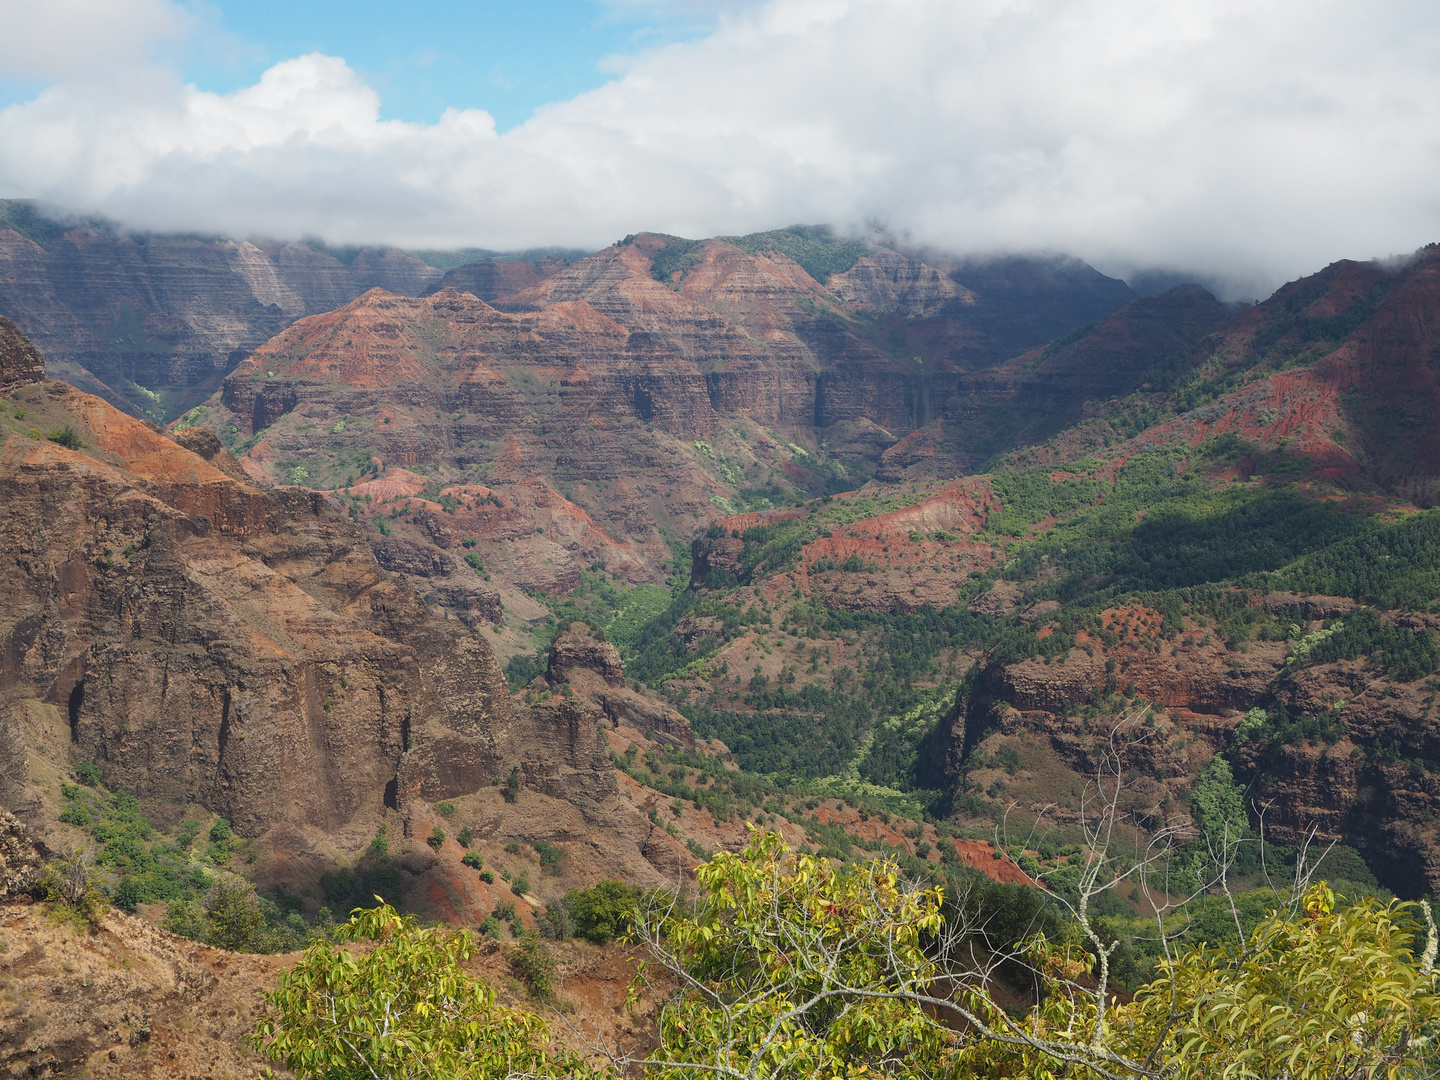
[566, 879, 641, 943]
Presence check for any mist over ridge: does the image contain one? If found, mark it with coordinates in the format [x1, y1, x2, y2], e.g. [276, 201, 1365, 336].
[2, 0, 1439, 301]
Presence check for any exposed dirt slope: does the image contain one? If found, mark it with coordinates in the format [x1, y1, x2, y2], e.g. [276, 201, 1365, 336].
[0, 900, 664, 1080]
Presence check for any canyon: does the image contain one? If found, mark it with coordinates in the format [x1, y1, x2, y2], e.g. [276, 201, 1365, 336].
[0, 200, 577, 423]
[661, 243, 1440, 896]
[0, 313, 684, 903]
[8, 212, 1440, 1073]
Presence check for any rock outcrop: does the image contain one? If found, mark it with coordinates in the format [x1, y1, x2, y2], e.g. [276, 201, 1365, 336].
[543, 623, 695, 749]
[0, 314, 45, 391]
[0, 811, 44, 900]
[0, 323, 661, 886]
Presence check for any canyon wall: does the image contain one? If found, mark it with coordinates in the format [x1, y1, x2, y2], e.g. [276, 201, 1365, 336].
[0, 316, 651, 880]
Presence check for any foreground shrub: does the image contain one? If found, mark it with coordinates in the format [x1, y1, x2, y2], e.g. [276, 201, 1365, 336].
[509, 928, 558, 999]
[567, 879, 640, 943]
[250, 903, 597, 1079]
[640, 833, 1440, 1080]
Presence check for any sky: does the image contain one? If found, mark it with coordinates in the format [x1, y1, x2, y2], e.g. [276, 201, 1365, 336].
[0, 0, 1438, 297]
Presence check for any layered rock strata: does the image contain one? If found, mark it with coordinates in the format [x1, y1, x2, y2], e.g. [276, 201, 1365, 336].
[0, 318, 637, 875]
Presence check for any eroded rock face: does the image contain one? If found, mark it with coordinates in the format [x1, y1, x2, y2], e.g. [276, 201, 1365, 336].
[179, 235, 1137, 591]
[917, 595, 1440, 896]
[0, 224, 453, 418]
[0, 810, 44, 900]
[0, 326, 630, 867]
[0, 702, 34, 816]
[544, 623, 694, 749]
[0, 315, 45, 390]
[548, 623, 625, 688]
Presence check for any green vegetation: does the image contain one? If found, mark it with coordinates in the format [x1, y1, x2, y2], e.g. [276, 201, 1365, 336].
[0, 199, 114, 246]
[508, 929, 557, 998]
[58, 781, 214, 907]
[565, 879, 641, 943]
[647, 225, 869, 286]
[648, 236, 704, 283]
[45, 425, 83, 450]
[250, 832, 1438, 1080]
[533, 840, 564, 875]
[1289, 606, 1440, 680]
[53, 769, 333, 949]
[720, 224, 871, 284]
[1277, 506, 1440, 610]
[250, 904, 596, 1079]
[505, 570, 672, 689]
[599, 437, 1440, 831]
[34, 849, 107, 928]
[648, 598, 992, 781]
[638, 833, 1438, 1080]
[161, 873, 325, 953]
[318, 824, 404, 910]
[986, 466, 1101, 535]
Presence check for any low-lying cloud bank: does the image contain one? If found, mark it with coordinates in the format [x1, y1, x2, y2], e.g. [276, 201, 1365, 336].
[2, 0, 1438, 297]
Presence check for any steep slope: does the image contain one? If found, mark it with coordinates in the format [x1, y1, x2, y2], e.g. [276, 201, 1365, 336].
[610, 244, 1440, 896]
[877, 284, 1243, 478]
[183, 233, 1137, 611]
[1122, 246, 1440, 503]
[0, 316, 668, 901]
[0, 201, 573, 423]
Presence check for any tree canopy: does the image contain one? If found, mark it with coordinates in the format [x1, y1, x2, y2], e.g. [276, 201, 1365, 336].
[250, 838, 1440, 1080]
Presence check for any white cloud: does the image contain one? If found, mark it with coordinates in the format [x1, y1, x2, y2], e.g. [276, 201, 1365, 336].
[0, 0, 191, 79]
[1, 0, 1438, 295]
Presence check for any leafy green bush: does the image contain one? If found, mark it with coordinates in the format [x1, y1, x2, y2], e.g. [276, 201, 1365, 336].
[462, 851, 484, 870]
[1294, 607, 1440, 681]
[57, 782, 211, 907]
[566, 879, 640, 943]
[511, 874, 531, 897]
[201, 874, 264, 950]
[250, 905, 593, 1078]
[538, 898, 575, 941]
[505, 653, 544, 690]
[508, 929, 557, 999]
[111, 875, 143, 914]
[46, 425, 83, 450]
[35, 849, 106, 927]
[73, 760, 102, 786]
